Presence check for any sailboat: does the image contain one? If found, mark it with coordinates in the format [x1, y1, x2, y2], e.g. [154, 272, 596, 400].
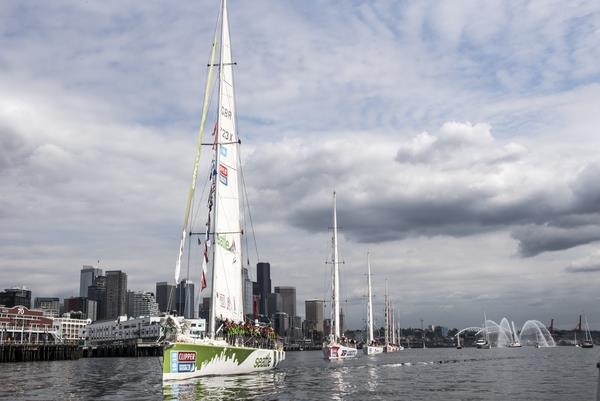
[363, 253, 383, 355]
[475, 313, 491, 349]
[395, 310, 404, 351]
[581, 315, 594, 348]
[507, 321, 522, 347]
[323, 192, 358, 360]
[383, 281, 399, 353]
[162, 0, 285, 380]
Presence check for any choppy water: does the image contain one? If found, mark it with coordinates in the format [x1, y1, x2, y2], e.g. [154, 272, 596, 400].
[1, 347, 598, 400]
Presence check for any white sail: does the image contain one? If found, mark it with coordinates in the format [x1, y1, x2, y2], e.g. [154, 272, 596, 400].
[210, 0, 243, 328]
[366, 253, 374, 343]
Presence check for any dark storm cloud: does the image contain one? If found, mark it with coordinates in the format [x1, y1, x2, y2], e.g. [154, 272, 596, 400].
[268, 125, 600, 256]
[512, 224, 600, 257]
[565, 264, 600, 273]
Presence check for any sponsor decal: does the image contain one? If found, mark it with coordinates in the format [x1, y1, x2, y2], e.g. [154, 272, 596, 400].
[178, 362, 195, 372]
[178, 352, 196, 362]
[219, 174, 228, 186]
[170, 351, 178, 373]
[253, 355, 272, 368]
[219, 164, 228, 177]
[220, 146, 228, 157]
[216, 234, 236, 253]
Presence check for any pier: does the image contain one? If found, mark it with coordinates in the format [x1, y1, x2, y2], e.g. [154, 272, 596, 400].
[0, 343, 80, 362]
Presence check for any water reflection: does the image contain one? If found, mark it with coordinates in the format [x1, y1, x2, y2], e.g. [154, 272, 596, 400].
[163, 371, 286, 401]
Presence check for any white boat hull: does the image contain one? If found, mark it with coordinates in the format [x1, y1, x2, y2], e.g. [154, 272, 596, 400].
[384, 345, 402, 353]
[363, 345, 384, 355]
[323, 343, 358, 360]
[163, 342, 285, 380]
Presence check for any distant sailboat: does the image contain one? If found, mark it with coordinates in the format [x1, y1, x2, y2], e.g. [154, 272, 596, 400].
[162, 0, 285, 380]
[383, 281, 399, 353]
[363, 253, 383, 355]
[475, 313, 491, 349]
[507, 321, 522, 347]
[581, 315, 594, 348]
[323, 192, 357, 360]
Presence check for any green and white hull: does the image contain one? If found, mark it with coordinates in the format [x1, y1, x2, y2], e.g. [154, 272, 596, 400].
[163, 342, 285, 380]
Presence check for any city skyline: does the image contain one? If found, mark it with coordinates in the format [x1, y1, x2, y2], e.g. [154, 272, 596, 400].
[1, 1, 600, 330]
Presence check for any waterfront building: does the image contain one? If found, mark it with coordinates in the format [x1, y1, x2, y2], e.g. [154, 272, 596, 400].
[53, 316, 91, 344]
[79, 265, 103, 298]
[0, 287, 32, 308]
[106, 270, 127, 319]
[256, 262, 271, 316]
[0, 306, 58, 344]
[127, 291, 159, 318]
[305, 299, 325, 339]
[84, 316, 206, 346]
[87, 276, 107, 321]
[242, 267, 253, 317]
[155, 282, 176, 313]
[34, 297, 60, 317]
[63, 297, 97, 321]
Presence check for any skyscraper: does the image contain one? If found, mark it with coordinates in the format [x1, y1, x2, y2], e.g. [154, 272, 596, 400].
[176, 279, 195, 319]
[156, 282, 176, 313]
[88, 275, 107, 320]
[305, 299, 324, 337]
[256, 262, 271, 316]
[80, 265, 102, 298]
[106, 270, 127, 319]
[274, 286, 296, 318]
[242, 268, 253, 317]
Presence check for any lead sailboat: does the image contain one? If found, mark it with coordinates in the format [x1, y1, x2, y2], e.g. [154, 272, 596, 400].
[323, 192, 357, 360]
[162, 0, 284, 380]
[364, 253, 383, 355]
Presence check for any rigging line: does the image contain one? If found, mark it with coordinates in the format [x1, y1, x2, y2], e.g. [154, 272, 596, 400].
[238, 148, 260, 263]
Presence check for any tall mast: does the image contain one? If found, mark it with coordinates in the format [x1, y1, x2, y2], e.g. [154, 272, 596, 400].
[209, 0, 226, 339]
[391, 305, 396, 345]
[384, 280, 389, 348]
[367, 252, 374, 343]
[332, 192, 340, 340]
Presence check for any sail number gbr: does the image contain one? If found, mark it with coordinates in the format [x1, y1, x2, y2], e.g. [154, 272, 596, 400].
[221, 106, 232, 119]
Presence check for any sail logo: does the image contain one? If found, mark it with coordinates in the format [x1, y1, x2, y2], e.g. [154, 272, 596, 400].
[216, 234, 236, 254]
[220, 146, 228, 157]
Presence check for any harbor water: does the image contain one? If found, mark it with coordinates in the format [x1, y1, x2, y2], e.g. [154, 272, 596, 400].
[1, 347, 598, 400]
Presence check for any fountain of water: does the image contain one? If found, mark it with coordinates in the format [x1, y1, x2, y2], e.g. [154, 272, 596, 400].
[519, 320, 556, 347]
[458, 317, 555, 348]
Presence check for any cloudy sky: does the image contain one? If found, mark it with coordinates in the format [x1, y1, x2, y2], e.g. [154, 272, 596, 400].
[1, 0, 600, 330]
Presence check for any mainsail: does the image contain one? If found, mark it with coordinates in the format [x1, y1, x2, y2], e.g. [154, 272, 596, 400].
[209, 0, 244, 330]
